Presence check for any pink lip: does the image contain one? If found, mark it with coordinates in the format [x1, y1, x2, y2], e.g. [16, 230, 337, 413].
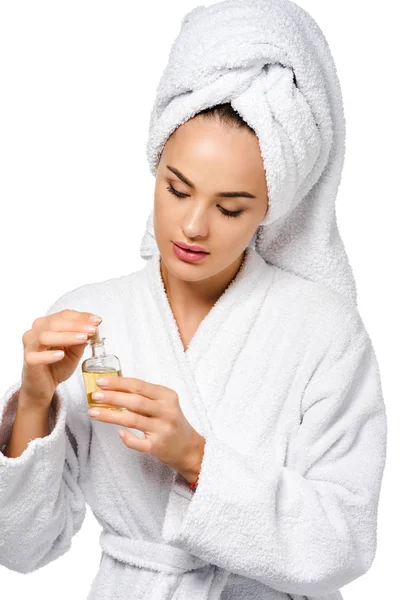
[174, 241, 209, 253]
[172, 242, 210, 263]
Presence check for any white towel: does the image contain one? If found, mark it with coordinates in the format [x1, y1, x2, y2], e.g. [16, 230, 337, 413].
[140, 0, 357, 305]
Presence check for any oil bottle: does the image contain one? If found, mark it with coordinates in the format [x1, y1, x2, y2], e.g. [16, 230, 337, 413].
[81, 326, 126, 412]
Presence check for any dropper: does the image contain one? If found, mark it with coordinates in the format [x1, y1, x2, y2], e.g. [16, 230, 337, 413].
[87, 326, 104, 346]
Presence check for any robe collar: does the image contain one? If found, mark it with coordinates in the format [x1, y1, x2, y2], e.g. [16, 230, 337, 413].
[144, 246, 277, 437]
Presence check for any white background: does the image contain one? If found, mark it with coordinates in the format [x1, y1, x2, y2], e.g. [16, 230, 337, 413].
[0, 1, 397, 598]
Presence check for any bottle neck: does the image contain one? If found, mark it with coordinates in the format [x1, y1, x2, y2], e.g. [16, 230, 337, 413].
[91, 342, 106, 358]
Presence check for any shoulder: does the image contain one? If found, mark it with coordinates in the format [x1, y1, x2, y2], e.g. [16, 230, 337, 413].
[269, 266, 371, 354]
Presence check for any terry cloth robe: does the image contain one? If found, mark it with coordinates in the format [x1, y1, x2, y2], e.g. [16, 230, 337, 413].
[0, 246, 387, 600]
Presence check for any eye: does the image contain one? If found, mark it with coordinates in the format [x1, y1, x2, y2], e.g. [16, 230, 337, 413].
[166, 184, 189, 199]
[166, 184, 243, 219]
[219, 207, 243, 218]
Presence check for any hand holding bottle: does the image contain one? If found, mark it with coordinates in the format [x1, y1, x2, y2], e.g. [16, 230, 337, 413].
[20, 310, 102, 409]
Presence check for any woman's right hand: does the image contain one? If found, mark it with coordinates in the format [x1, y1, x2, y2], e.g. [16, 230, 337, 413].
[20, 310, 102, 409]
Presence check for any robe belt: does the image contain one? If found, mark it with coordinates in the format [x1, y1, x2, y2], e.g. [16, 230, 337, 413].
[99, 531, 210, 575]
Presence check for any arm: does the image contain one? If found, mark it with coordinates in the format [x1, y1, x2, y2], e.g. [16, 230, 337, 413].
[3, 390, 52, 458]
[162, 335, 387, 597]
[0, 297, 89, 573]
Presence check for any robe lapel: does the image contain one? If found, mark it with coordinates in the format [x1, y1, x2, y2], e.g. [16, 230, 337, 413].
[185, 250, 276, 423]
[145, 247, 276, 437]
[144, 247, 277, 557]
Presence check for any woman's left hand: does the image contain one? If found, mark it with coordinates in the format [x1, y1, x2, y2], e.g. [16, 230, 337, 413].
[88, 376, 205, 480]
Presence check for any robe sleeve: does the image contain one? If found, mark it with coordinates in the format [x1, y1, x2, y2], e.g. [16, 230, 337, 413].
[0, 297, 88, 574]
[163, 331, 387, 597]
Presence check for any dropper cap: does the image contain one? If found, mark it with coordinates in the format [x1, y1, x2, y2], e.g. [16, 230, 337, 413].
[87, 326, 105, 346]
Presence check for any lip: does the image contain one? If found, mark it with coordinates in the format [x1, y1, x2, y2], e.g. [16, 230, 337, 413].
[174, 241, 209, 253]
[172, 242, 210, 263]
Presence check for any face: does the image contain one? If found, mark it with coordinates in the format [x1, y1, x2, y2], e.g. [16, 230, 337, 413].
[153, 115, 269, 284]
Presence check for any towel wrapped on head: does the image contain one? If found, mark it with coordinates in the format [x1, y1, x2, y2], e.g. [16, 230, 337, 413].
[140, 0, 357, 304]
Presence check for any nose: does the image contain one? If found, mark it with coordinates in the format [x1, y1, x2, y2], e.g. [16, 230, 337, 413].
[182, 205, 210, 239]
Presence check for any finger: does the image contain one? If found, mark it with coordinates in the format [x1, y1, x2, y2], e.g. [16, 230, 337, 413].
[26, 312, 102, 349]
[46, 316, 102, 338]
[88, 404, 155, 433]
[33, 310, 102, 333]
[91, 391, 160, 417]
[95, 375, 162, 400]
[24, 349, 66, 366]
[118, 429, 152, 453]
[38, 330, 92, 348]
[49, 309, 102, 325]
[55, 310, 102, 331]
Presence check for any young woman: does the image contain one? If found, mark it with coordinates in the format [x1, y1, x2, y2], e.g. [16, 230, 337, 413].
[0, 1, 387, 599]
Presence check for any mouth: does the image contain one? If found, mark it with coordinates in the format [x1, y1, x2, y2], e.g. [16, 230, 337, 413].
[172, 242, 210, 263]
[174, 242, 209, 253]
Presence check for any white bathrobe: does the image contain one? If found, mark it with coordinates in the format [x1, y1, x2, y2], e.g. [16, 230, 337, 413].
[0, 246, 387, 600]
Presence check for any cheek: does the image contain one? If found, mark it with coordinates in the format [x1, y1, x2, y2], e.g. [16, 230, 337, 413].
[154, 189, 183, 226]
[217, 219, 256, 251]
[154, 190, 170, 218]
[153, 197, 177, 245]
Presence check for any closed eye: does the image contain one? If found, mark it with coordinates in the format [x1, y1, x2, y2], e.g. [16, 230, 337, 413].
[166, 184, 243, 218]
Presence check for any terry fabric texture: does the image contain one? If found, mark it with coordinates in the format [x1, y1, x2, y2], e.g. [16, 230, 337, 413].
[0, 247, 387, 599]
[140, 0, 357, 305]
[0, 1, 388, 599]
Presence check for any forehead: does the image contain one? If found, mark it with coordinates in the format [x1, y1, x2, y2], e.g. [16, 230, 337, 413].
[163, 117, 266, 187]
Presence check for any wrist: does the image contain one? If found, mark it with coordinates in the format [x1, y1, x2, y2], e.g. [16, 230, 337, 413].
[18, 388, 54, 414]
[180, 434, 206, 486]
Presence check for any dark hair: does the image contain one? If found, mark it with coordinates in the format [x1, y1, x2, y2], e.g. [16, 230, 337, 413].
[195, 102, 255, 134]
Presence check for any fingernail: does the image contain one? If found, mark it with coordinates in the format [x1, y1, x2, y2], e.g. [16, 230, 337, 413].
[88, 409, 100, 416]
[92, 391, 104, 400]
[89, 314, 102, 324]
[96, 378, 108, 386]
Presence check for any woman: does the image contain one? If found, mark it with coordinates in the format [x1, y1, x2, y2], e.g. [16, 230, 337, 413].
[153, 103, 269, 352]
[0, 1, 387, 599]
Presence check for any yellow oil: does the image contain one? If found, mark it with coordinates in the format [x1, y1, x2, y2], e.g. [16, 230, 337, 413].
[82, 369, 127, 412]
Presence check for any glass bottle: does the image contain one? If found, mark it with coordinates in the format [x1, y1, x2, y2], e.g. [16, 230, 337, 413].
[81, 326, 125, 412]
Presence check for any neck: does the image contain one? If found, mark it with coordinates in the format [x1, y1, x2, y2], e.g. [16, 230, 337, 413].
[159, 250, 246, 315]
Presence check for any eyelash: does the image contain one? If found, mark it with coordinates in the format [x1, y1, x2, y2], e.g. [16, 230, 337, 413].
[166, 184, 243, 218]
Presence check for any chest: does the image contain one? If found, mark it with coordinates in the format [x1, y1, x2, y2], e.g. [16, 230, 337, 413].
[175, 311, 210, 353]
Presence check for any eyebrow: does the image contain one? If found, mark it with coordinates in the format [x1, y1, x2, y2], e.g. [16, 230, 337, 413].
[166, 165, 257, 199]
